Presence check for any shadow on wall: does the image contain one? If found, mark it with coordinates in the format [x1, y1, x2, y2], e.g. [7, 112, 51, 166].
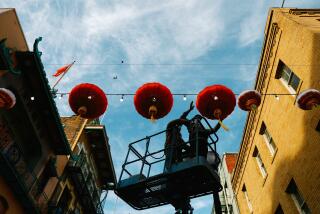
[269, 34, 320, 213]
[0, 195, 9, 214]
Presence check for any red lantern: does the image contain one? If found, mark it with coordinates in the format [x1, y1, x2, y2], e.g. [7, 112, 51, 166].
[0, 88, 16, 109]
[69, 83, 108, 119]
[296, 89, 320, 110]
[238, 90, 262, 111]
[196, 85, 236, 130]
[134, 82, 173, 121]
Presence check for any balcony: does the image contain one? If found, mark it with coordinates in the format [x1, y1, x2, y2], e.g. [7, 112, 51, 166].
[84, 125, 117, 190]
[67, 153, 104, 214]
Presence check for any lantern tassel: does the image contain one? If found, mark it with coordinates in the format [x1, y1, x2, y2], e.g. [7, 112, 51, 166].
[150, 113, 156, 123]
[218, 119, 229, 131]
[214, 108, 229, 131]
[251, 104, 257, 110]
[74, 106, 86, 122]
[149, 105, 158, 123]
[77, 106, 87, 117]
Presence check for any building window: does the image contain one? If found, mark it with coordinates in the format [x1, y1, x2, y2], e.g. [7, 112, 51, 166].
[253, 147, 267, 178]
[286, 179, 311, 214]
[274, 204, 284, 214]
[221, 205, 233, 213]
[260, 122, 277, 156]
[242, 184, 253, 213]
[224, 181, 230, 196]
[275, 60, 301, 92]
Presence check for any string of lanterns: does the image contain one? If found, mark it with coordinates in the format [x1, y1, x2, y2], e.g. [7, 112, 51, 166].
[55, 92, 299, 98]
[62, 83, 320, 122]
[0, 83, 319, 124]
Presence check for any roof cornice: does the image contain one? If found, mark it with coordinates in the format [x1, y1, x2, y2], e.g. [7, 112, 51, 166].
[232, 10, 281, 192]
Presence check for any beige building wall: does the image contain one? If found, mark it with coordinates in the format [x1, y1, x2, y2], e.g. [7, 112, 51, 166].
[49, 116, 88, 213]
[232, 8, 320, 214]
[51, 117, 107, 213]
[0, 8, 28, 51]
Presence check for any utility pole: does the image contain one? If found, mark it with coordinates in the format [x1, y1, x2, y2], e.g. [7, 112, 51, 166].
[281, 0, 286, 8]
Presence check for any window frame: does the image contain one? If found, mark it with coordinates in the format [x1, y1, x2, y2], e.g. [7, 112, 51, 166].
[263, 129, 277, 156]
[256, 153, 267, 178]
[286, 179, 311, 214]
[276, 60, 301, 93]
[288, 72, 300, 91]
[242, 185, 253, 214]
[253, 147, 268, 178]
[260, 122, 277, 156]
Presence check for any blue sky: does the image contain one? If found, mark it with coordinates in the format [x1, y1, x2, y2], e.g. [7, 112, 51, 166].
[1, 0, 319, 213]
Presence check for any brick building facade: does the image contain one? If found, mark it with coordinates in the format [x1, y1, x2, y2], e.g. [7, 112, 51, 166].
[232, 8, 320, 214]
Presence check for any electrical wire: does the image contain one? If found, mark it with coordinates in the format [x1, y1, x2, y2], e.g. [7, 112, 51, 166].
[55, 92, 296, 96]
[44, 63, 320, 67]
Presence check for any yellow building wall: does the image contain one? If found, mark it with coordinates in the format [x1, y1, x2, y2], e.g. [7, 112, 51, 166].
[0, 177, 24, 214]
[0, 9, 28, 51]
[51, 117, 93, 214]
[233, 9, 320, 214]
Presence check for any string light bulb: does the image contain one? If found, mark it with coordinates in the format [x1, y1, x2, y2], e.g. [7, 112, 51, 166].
[51, 92, 298, 101]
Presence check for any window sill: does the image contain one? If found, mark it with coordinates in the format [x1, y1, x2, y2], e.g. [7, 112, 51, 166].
[279, 78, 297, 96]
[271, 148, 278, 164]
[262, 174, 268, 187]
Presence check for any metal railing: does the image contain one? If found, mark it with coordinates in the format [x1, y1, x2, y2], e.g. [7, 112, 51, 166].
[119, 116, 220, 183]
[68, 153, 104, 214]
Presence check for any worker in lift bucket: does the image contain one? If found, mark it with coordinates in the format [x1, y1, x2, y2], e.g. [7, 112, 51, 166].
[187, 114, 221, 159]
[164, 119, 189, 171]
[164, 102, 194, 171]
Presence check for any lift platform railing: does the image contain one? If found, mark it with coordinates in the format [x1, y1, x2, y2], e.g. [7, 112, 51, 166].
[118, 116, 220, 183]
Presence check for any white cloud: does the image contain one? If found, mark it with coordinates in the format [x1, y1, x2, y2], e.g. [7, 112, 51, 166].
[192, 196, 212, 210]
[2, 1, 320, 213]
[84, 0, 224, 64]
[238, 1, 267, 46]
[0, 0, 259, 109]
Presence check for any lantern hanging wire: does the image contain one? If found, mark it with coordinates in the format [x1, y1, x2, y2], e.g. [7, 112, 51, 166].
[54, 92, 298, 97]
